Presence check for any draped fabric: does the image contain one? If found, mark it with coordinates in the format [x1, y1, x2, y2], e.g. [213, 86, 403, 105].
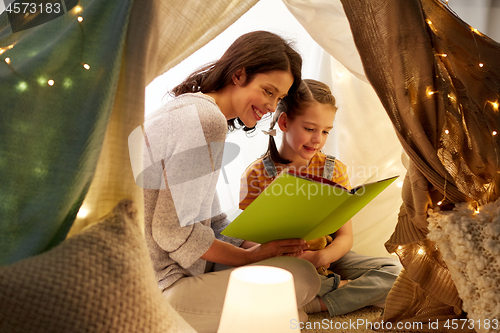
[0, 0, 258, 265]
[340, 0, 500, 330]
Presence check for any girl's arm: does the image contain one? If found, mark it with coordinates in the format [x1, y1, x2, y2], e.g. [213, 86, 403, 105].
[299, 220, 353, 268]
[201, 238, 309, 267]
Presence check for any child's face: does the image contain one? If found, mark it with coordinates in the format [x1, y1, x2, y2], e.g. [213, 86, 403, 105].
[280, 102, 336, 162]
[231, 70, 294, 128]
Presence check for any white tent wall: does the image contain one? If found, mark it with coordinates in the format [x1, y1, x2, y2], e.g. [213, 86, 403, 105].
[145, 0, 500, 258]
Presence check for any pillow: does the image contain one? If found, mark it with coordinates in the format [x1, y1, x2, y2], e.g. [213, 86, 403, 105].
[0, 199, 195, 333]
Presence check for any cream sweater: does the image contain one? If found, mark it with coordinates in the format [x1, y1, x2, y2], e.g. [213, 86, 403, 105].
[143, 93, 243, 291]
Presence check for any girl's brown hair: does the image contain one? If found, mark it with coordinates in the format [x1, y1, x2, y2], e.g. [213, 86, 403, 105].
[171, 31, 302, 132]
[266, 79, 337, 164]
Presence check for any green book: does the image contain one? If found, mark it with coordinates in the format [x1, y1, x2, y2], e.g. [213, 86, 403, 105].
[221, 171, 399, 244]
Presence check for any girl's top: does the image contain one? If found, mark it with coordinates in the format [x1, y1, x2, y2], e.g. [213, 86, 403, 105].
[143, 93, 243, 292]
[239, 151, 351, 210]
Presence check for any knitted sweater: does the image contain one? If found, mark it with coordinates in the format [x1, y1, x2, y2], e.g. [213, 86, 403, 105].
[143, 93, 243, 291]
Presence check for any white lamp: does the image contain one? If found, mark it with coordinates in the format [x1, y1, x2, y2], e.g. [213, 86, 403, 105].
[218, 265, 299, 333]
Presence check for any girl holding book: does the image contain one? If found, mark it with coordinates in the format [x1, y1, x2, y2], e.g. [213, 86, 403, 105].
[143, 31, 321, 332]
[239, 79, 402, 316]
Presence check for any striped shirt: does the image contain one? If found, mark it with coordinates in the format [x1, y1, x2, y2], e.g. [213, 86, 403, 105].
[239, 151, 351, 210]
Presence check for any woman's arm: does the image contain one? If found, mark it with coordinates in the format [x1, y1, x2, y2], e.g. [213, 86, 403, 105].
[299, 220, 353, 268]
[201, 238, 309, 267]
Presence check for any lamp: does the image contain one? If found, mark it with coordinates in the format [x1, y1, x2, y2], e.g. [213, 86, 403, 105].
[218, 266, 299, 333]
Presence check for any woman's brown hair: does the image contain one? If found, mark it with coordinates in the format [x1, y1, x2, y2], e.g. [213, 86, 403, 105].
[171, 30, 302, 132]
[265, 79, 337, 164]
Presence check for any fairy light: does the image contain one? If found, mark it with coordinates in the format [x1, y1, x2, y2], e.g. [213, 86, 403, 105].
[471, 27, 479, 34]
[396, 181, 404, 188]
[77, 207, 89, 218]
[47, 79, 54, 86]
[77, 16, 83, 23]
[0, 49, 4, 55]
[438, 53, 447, 58]
[445, 129, 449, 134]
[428, 91, 435, 96]
[417, 248, 425, 255]
[82, 63, 90, 70]
[397, 246, 403, 250]
[493, 131, 498, 136]
[437, 201, 442, 205]
[7, 44, 13, 49]
[4, 57, 10, 64]
[479, 63, 484, 68]
[426, 19, 432, 25]
[492, 101, 499, 111]
[448, 94, 456, 101]
[73, 5, 83, 13]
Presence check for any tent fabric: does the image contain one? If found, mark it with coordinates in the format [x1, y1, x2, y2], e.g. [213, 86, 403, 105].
[0, 0, 258, 265]
[0, 0, 134, 265]
[340, 0, 500, 329]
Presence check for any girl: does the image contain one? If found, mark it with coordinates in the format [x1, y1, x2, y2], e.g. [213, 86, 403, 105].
[142, 31, 320, 333]
[239, 79, 401, 317]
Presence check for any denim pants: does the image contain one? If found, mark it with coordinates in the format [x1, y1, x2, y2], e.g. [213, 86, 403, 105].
[318, 251, 402, 316]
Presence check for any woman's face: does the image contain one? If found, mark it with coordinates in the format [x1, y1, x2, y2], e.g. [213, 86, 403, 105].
[231, 70, 294, 128]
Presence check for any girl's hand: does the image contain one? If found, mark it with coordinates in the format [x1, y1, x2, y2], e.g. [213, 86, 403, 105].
[299, 250, 326, 268]
[245, 239, 309, 263]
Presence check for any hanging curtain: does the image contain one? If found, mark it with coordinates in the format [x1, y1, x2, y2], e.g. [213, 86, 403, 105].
[0, 0, 258, 265]
[338, 0, 500, 330]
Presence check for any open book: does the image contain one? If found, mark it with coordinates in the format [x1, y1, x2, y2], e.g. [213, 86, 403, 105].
[221, 171, 398, 244]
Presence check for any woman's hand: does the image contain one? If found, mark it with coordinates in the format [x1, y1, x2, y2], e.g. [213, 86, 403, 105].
[245, 239, 309, 264]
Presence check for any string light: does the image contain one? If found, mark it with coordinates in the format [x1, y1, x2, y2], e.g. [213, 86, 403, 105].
[73, 5, 83, 13]
[77, 207, 89, 218]
[397, 246, 403, 250]
[47, 79, 55, 86]
[445, 129, 449, 134]
[493, 131, 498, 136]
[426, 19, 432, 25]
[428, 91, 435, 96]
[417, 248, 425, 255]
[4, 57, 10, 64]
[438, 53, 447, 57]
[491, 101, 499, 111]
[437, 201, 443, 205]
[479, 63, 484, 68]
[82, 63, 90, 70]
[77, 16, 83, 23]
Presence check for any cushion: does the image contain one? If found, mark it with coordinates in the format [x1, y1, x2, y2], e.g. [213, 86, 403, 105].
[0, 199, 195, 333]
[428, 199, 500, 330]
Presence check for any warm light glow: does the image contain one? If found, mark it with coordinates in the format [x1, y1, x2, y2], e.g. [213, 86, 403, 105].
[471, 28, 479, 34]
[83, 63, 90, 70]
[73, 5, 83, 13]
[16, 81, 28, 92]
[426, 19, 432, 25]
[4, 57, 10, 64]
[417, 248, 425, 255]
[24, 12, 29, 18]
[218, 266, 298, 333]
[448, 94, 456, 101]
[445, 129, 449, 134]
[479, 63, 484, 68]
[492, 101, 499, 110]
[0, 49, 4, 55]
[396, 181, 404, 188]
[77, 207, 89, 218]
[397, 245, 403, 250]
[438, 53, 447, 57]
[437, 201, 443, 206]
[7, 44, 13, 49]
[77, 16, 84, 22]
[47, 79, 55, 86]
[493, 131, 498, 136]
[428, 91, 435, 96]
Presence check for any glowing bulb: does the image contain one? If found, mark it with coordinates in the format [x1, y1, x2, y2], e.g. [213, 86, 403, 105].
[417, 248, 425, 255]
[437, 201, 443, 206]
[83, 63, 90, 70]
[396, 181, 404, 188]
[426, 19, 432, 25]
[445, 129, 449, 134]
[77, 207, 89, 218]
[16, 81, 28, 92]
[438, 53, 447, 57]
[391, 252, 398, 257]
[472, 28, 479, 34]
[492, 101, 499, 110]
[479, 63, 484, 68]
[77, 16, 83, 22]
[0, 49, 4, 54]
[428, 91, 435, 96]
[493, 131, 498, 136]
[5, 57, 11, 64]
[397, 246, 403, 250]
[47, 79, 54, 86]
[73, 5, 83, 13]
[7, 44, 13, 49]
